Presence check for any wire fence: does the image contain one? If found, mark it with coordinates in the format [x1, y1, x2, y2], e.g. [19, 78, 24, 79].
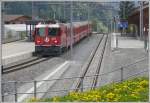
[2, 57, 148, 102]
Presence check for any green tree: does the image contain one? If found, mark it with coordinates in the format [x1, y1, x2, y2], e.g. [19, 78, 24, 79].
[119, 1, 135, 19]
[5, 2, 115, 24]
[92, 18, 108, 33]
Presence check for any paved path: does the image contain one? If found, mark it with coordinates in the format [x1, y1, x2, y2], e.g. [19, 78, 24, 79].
[2, 40, 35, 65]
[111, 33, 144, 49]
[2, 40, 34, 58]
[99, 33, 148, 87]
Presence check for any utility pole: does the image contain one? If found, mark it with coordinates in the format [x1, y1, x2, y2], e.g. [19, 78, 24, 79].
[111, 19, 113, 33]
[87, 3, 90, 36]
[57, 5, 60, 20]
[0, 1, 3, 102]
[52, 5, 55, 20]
[32, 2, 34, 20]
[114, 16, 116, 33]
[1, 2, 4, 42]
[51, 5, 55, 20]
[140, 1, 143, 40]
[31, 2, 34, 41]
[148, 0, 150, 52]
[70, 1, 73, 59]
[63, 2, 65, 20]
[108, 21, 110, 33]
[123, 2, 125, 19]
[123, 3, 125, 34]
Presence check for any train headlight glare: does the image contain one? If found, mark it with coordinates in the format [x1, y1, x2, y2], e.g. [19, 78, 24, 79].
[37, 40, 41, 43]
[54, 40, 58, 43]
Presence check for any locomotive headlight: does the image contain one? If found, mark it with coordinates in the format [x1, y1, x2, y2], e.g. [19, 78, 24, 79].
[37, 40, 40, 43]
[37, 40, 41, 43]
[53, 40, 58, 44]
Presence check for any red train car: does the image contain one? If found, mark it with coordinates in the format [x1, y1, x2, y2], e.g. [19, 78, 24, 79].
[34, 21, 92, 55]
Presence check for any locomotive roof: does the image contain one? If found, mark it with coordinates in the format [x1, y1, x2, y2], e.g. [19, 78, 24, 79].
[47, 23, 60, 28]
[35, 21, 90, 28]
[64, 21, 90, 28]
[36, 23, 47, 28]
[36, 22, 60, 28]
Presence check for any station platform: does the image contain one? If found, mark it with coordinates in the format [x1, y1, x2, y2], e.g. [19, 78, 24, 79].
[111, 33, 144, 49]
[2, 40, 35, 65]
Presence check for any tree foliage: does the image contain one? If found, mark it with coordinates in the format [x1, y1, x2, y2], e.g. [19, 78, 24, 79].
[92, 18, 108, 33]
[4, 2, 116, 32]
[119, 1, 135, 19]
[5, 2, 114, 21]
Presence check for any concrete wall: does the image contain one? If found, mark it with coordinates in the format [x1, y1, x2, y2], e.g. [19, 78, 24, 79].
[3, 24, 29, 43]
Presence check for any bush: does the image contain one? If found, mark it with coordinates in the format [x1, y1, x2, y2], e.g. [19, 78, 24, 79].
[28, 77, 149, 102]
[92, 18, 108, 33]
[126, 24, 138, 36]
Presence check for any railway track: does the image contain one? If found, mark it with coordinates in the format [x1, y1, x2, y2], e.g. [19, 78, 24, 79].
[75, 33, 108, 91]
[91, 34, 108, 89]
[2, 56, 51, 74]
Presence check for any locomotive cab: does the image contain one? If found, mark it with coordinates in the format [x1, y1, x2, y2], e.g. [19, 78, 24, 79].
[35, 23, 62, 55]
[47, 24, 61, 46]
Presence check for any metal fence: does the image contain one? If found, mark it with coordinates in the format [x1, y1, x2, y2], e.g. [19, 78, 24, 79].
[2, 57, 148, 102]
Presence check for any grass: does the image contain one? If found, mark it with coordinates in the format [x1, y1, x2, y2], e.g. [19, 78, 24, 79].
[28, 76, 149, 102]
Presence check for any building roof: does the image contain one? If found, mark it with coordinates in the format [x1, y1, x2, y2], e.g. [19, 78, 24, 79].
[4, 14, 31, 22]
[129, 2, 149, 16]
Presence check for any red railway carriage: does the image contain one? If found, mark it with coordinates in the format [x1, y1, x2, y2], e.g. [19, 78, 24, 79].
[34, 21, 92, 55]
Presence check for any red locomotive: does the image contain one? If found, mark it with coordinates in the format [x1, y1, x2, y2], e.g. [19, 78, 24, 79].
[33, 21, 92, 55]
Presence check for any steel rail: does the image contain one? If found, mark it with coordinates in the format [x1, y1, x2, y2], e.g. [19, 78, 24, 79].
[91, 33, 108, 89]
[2, 57, 51, 74]
[75, 34, 105, 91]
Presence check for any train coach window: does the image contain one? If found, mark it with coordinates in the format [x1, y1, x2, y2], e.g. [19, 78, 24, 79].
[48, 28, 59, 36]
[37, 28, 45, 36]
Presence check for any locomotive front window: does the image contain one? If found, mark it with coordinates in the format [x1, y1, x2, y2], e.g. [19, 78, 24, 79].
[37, 28, 45, 36]
[48, 28, 59, 36]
